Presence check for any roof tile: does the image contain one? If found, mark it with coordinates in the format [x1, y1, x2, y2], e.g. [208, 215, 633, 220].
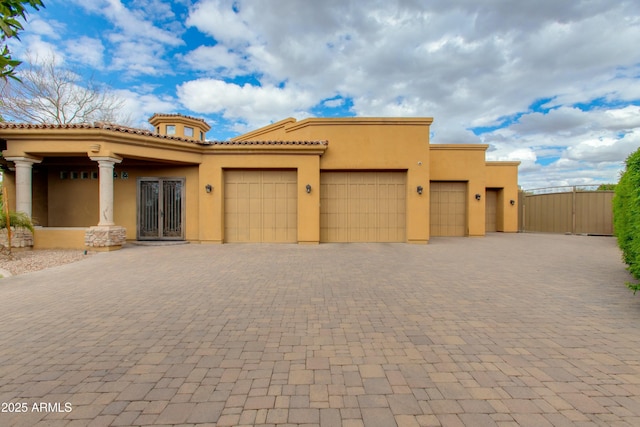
[0, 122, 327, 146]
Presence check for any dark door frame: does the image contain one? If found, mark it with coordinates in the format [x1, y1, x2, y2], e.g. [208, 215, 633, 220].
[136, 177, 186, 240]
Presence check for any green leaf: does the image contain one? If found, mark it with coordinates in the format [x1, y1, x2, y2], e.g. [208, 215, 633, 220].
[0, 0, 45, 80]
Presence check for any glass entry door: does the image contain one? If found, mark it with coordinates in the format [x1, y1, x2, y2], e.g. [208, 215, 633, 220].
[137, 178, 185, 240]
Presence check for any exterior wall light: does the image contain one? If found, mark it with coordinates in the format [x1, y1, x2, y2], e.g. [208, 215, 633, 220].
[510, 199, 516, 205]
[306, 184, 312, 194]
[205, 184, 212, 193]
[417, 185, 423, 195]
[475, 193, 482, 201]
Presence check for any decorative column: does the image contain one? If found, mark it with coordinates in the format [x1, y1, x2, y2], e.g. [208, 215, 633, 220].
[85, 156, 126, 250]
[2, 156, 40, 249]
[4, 156, 42, 218]
[94, 157, 120, 225]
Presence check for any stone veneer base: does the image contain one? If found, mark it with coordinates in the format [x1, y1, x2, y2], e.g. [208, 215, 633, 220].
[0, 228, 34, 248]
[85, 226, 126, 249]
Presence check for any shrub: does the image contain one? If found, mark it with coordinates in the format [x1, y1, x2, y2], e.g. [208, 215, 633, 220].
[0, 210, 34, 233]
[613, 148, 640, 294]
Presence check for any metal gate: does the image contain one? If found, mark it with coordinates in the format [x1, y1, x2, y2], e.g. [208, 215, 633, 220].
[137, 178, 185, 240]
[518, 186, 614, 235]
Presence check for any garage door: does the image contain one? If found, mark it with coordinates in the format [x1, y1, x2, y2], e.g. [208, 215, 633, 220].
[224, 170, 297, 242]
[320, 171, 406, 242]
[485, 189, 499, 232]
[430, 182, 467, 236]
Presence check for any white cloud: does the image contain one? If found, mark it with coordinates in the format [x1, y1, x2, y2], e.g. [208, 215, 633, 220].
[13, 36, 64, 65]
[108, 39, 170, 76]
[74, 0, 183, 46]
[565, 132, 640, 163]
[61, 0, 184, 76]
[323, 98, 344, 108]
[25, 18, 62, 39]
[106, 0, 182, 47]
[179, 45, 245, 76]
[130, 0, 176, 20]
[66, 37, 105, 68]
[477, 102, 640, 187]
[601, 106, 640, 130]
[113, 89, 179, 129]
[186, 0, 257, 48]
[511, 107, 589, 135]
[177, 79, 315, 128]
[487, 146, 539, 173]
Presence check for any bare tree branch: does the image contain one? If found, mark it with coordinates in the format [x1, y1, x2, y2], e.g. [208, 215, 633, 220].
[0, 51, 131, 125]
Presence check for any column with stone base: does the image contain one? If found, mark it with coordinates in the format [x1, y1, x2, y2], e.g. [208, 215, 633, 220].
[86, 156, 126, 250]
[4, 156, 41, 250]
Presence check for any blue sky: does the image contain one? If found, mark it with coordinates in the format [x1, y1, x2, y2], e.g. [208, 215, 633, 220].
[6, 0, 640, 189]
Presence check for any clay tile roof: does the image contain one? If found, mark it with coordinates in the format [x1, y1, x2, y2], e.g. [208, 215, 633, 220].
[0, 121, 204, 144]
[148, 113, 210, 126]
[95, 121, 180, 139]
[206, 140, 328, 146]
[0, 122, 94, 130]
[0, 122, 327, 147]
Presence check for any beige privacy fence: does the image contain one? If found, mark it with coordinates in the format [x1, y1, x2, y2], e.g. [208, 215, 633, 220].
[518, 186, 614, 235]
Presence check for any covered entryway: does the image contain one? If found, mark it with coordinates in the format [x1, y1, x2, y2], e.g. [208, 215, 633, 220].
[430, 181, 467, 236]
[137, 177, 185, 240]
[320, 171, 406, 242]
[224, 170, 297, 243]
[485, 188, 499, 232]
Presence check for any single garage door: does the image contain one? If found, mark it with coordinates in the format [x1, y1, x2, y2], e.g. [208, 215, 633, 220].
[430, 181, 467, 236]
[485, 189, 499, 232]
[320, 171, 406, 242]
[224, 170, 297, 242]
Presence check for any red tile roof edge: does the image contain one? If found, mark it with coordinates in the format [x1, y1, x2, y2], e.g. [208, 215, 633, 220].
[0, 122, 327, 146]
[148, 113, 209, 125]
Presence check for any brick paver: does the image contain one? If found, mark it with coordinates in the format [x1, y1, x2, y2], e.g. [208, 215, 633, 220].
[1, 234, 639, 426]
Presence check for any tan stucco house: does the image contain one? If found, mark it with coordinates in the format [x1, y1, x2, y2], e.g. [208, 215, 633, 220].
[0, 114, 519, 250]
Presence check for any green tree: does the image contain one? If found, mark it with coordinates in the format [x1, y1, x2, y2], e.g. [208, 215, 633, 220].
[0, 0, 44, 81]
[613, 149, 640, 294]
[597, 183, 616, 191]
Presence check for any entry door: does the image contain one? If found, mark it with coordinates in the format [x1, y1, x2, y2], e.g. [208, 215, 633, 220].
[137, 178, 185, 240]
[485, 189, 499, 232]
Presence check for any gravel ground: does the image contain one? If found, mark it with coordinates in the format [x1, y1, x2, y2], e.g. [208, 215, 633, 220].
[0, 249, 95, 276]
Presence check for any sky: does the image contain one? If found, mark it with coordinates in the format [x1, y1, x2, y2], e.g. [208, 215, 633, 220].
[7, 0, 640, 189]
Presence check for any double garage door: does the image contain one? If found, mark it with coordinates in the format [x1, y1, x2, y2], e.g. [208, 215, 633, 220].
[224, 170, 409, 242]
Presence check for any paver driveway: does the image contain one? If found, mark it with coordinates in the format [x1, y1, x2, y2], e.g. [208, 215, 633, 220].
[0, 233, 639, 427]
